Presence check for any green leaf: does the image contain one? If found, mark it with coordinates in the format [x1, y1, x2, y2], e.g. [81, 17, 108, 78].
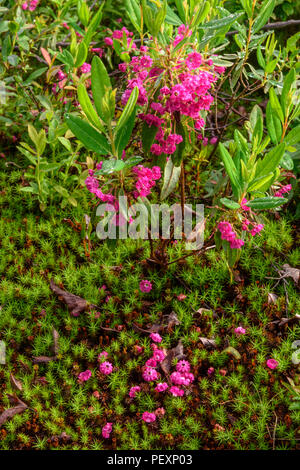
[142, 122, 158, 154]
[123, 155, 143, 168]
[280, 153, 294, 171]
[96, 159, 125, 175]
[285, 125, 300, 145]
[125, 0, 142, 33]
[166, 4, 182, 26]
[77, 83, 104, 131]
[91, 56, 112, 124]
[161, 159, 181, 200]
[23, 67, 48, 85]
[247, 196, 288, 209]
[250, 104, 263, 146]
[269, 87, 284, 124]
[56, 49, 74, 68]
[83, 4, 104, 46]
[266, 101, 282, 144]
[75, 41, 88, 68]
[248, 172, 274, 192]
[66, 115, 111, 155]
[199, 12, 244, 31]
[114, 87, 138, 157]
[219, 143, 241, 196]
[191, 1, 210, 28]
[252, 0, 275, 34]
[220, 198, 240, 209]
[256, 143, 285, 177]
[281, 68, 296, 117]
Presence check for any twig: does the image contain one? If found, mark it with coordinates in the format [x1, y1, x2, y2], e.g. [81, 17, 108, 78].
[226, 19, 300, 37]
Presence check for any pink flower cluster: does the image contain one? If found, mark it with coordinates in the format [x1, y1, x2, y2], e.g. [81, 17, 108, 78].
[104, 27, 136, 52]
[99, 361, 113, 375]
[234, 326, 246, 335]
[129, 386, 141, 398]
[132, 165, 161, 198]
[78, 369, 92, 382]
[139, 279, 152, 293]
[81, 62, 91, 74]
[142, 343, 166, 382]
[218, 221, 244, 249]
[142, 411, 156, 423]
[274, 184, 292, 198]
[119, 25, 224, 156]
[241, 219, 264, 237]
[102, 422, 113, 439]
[266, 359, 278, 370]
[169, 361, 194, 389]
[22, 0, 38, 11]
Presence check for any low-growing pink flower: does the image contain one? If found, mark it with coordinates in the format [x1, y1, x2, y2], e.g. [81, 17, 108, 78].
[78, 369, 91, 382]
[129, 386, 141, 398]
[169, 386, 184, 397]
[139, 280, 152, 293]
[99, 361, 113, 375]
[234, 326, 246, 336]
[266, 359, 278, 370]
[150, 332, 162, 343]
[142, 412, 156, 423]
[102, 422, 113, 438]
[155, 382, 168, 392]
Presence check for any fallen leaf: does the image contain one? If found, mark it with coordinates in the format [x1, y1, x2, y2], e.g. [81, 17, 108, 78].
[268, 293, 278, 304]
[132, 323, 163, 334]
[280, 264, 299, 284]
[9, 374, 23, 392]
[199, 337, 217, 349]
[222, 346, 241, 360]
[0, 401, 28, 426]
[160, 340, 185, 376]
[32, 355, 57, 364]
[164, 311, 181, 330]
[52, 328, 59, 355]
[50, 280, 98, 316]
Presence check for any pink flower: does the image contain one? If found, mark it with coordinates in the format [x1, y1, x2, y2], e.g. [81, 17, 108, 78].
[169, 386, 184, 397]
[142, 412, 156, 423]
[207, 367, 215, 376]
[266, 359, 278, 370]
[155, 382, 168, 392]
[234, 326, 246, 336]
[150, 332, 162, 343]
[219, 369, 227, 376]
[142, 366, 159, 382]
[152, 349, 166, 362]
[146, 358, 157, 368]
[21, 2, 28, 10]
[99, 361, 113, 375]
[80, 63, 91, 74]
[102, 422, 113, 438]
[129, 386, 141, 398]
[176, 360, 190, 373]
[139, 279, 152, 293]
[155, 407, 165, 417]
[177, 294, 187, 301]
[104, 37, 113, 46]
[98, 351, 108, 360]
[78, 369, 92, 382]
[241, 198, 250, 211]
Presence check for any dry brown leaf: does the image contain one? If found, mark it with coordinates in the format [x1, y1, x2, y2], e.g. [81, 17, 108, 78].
[280, 264, 299, 284]
[199, 337, 217, 349]
[32, 355, 57, 364]
[52, 328, 59, 355]
[160, 340, 185, 376]
[268, 293, 278, 304]
[0, 403, 28, 426]
[9, 374, 23, 392]
[50, 280, 97, 316]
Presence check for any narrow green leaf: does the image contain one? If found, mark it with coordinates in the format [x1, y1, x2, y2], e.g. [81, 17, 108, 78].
[66, 115, 111, 155]
[247, 196, 288, 209]
[220, 198, 240, 209]
[256, 142, 285, 177]
[91, 56, 112, 123]
[252, 0, 275, 34]
[269, 87, 284, 124]
[77, 83, 104, 131]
